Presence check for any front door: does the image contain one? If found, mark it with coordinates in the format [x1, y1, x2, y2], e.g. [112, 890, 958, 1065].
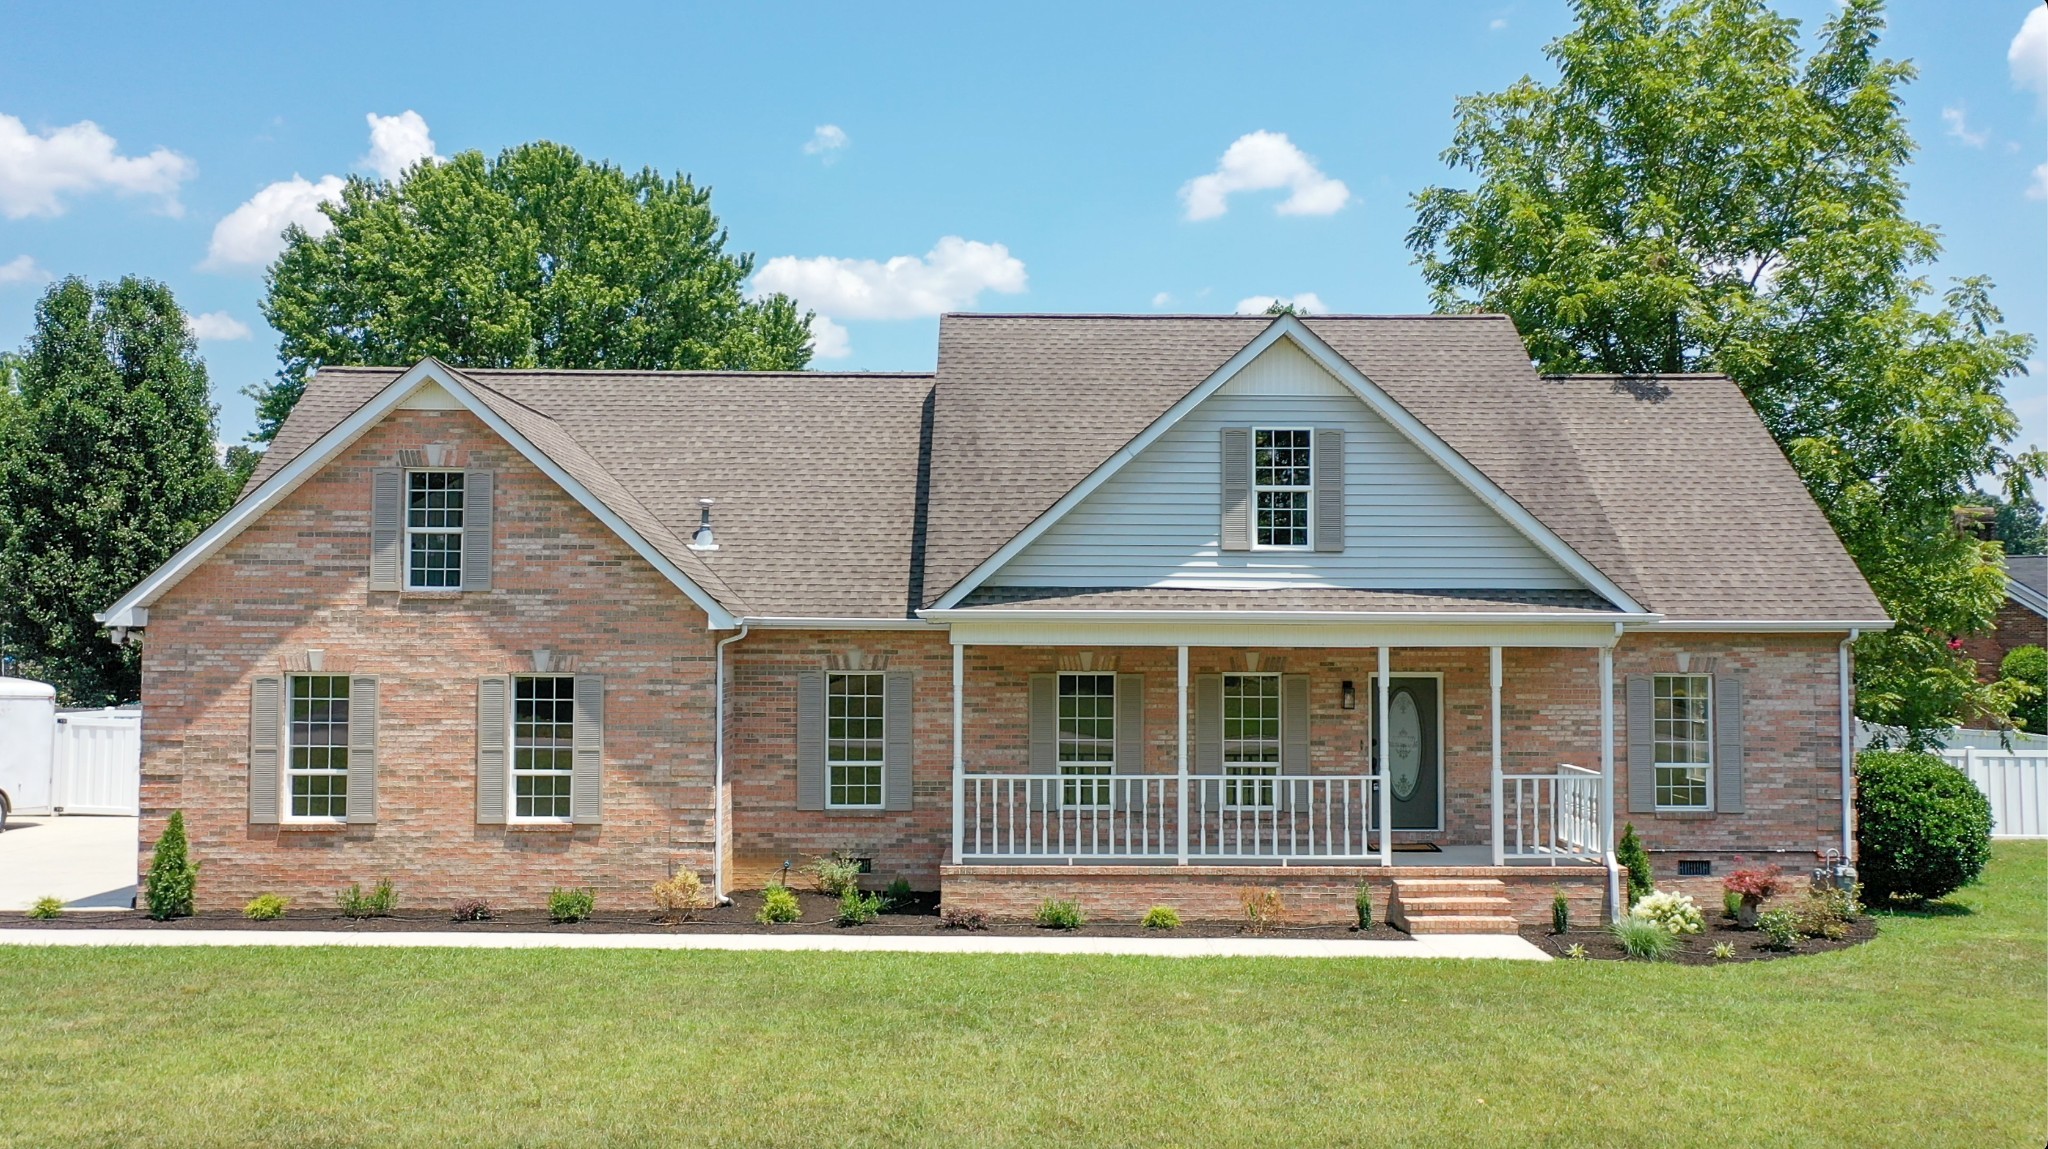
[1371, 675, 1441, 832]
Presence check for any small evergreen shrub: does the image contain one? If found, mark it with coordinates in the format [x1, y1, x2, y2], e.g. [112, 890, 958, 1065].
[548, 887, 596, 923]
[755, 884, 802, 924]
[1722, 889, 1744, 921]
[28, 895, 63, 919]
[1711, 942, 1736, 960]
[1034, 899, 1083, 930]
[1550, 892, 1570, 935]
[143, 810, 199, 920]
[883, 878, 913, 908]
[451, 899, 493, 922]
[337, 880, 396, 919]
[806, 852, 864, 897]
[1756, 907, 1802, 951]
[1608, 914, 1678, 960]
[1239, 887, 1284, 935]
[835, 887, 887, 926]
[652, 869, 708, 922]
[242, 893, 290, 921]
[1615, 823, 1653, 905]
[1354, 883, 1373, 929]
[938, 904, 988, 931]
[1855, 750, 1993, 903]
[1142, 905, 1181, 931]
[1629, 890, 1705, 936]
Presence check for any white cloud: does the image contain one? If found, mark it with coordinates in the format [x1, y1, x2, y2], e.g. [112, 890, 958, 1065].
[1489, 17, 1508, 30]
[1235, 292, 1328, 316]
[1180, 131, 1350, 221]
[1941, 106, 1989, 147]
[203, 174, 345, 270]
[2028, 162, 2048, 201]
[1151, 291, 1173, 308]
[2012, 6, 2048, 104]
[0, 113, 193, 219]
[803, 124, 848, 161]
[751, 236, 1028, 320]
[360, 111, 439, 182]
[185, 311, 253, 341]
[807, 315, 851, 359]
[0, 254, 50, 285]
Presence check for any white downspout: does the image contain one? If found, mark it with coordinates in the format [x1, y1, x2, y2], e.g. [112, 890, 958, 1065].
[1600, 633, 1621, 921]
[713, 624, 750, 903]
[1839, 628, 1859, 861]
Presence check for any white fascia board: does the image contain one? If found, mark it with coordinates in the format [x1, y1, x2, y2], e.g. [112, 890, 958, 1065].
[1641, 618, 1896, 633]
[2008, 578, 2048, 620]
[919, 607, 1650, 626]
[738, 616, 939, 630]
[98, 358, 739, 630]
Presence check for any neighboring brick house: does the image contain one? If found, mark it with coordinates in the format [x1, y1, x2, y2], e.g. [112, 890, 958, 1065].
[1960, 554, 2048, 689]
[102, 314, 1891, 928]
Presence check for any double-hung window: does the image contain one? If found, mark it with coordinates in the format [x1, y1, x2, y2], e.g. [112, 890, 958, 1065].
[827, 672, 886, 809]
[1253, 429, 1312, 548]
[1652, 674, 1713, 810]
[1222, 673, 1281, 807]
[406, 470, 465, 589]
[1058, 673, 1116, 807]
[286, 674, 349, 820]
[513, 675, 575, 820]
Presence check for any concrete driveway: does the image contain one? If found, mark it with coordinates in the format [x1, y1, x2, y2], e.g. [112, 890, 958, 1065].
[0, 815, 137, 911]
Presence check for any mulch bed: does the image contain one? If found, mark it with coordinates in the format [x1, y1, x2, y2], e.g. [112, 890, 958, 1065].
[0, 888, 1408, 941]
[1523, 914, 1878, 964]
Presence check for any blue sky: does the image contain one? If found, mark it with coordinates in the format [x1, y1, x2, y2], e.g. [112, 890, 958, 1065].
[1, 1, 2042, 456]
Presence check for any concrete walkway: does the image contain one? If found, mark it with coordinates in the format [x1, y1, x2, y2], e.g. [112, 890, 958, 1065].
[0, 815, 137, 911]
[0, 927, 1548, 960]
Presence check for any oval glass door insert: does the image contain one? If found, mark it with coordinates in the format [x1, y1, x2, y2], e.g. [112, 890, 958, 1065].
[1388, 689, 1422, 801]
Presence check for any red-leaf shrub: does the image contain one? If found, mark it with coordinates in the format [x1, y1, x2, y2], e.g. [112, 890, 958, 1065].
[1723, 865, 1783, 901]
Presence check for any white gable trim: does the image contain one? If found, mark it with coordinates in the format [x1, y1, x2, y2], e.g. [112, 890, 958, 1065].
[931, 315, 1650, 614]
[97, 359, 740, 630]
[2009, 576, 2048, 620]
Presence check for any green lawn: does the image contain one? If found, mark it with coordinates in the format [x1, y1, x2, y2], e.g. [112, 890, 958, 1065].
[1, 845, 2042, 1148]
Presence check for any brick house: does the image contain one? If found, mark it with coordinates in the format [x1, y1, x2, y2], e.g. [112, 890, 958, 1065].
[1960, 554, 2048, 687]
[101, 314, 1891, 928]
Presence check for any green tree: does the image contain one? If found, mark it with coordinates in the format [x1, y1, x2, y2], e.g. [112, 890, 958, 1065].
[1407, 0, 2039, 742]
[144, 809, 198, 919]
[253, 141, 815, 441]
[0, 278, 233, 703]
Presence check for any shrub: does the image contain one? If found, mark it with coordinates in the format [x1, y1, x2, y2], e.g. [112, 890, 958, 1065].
[2002, 645, 2046, 733]
[1793, 884, 1862, 939]
[1711, 942, 1736, 960]
[652, 869, 708, 922]
[1629, 890, 1705, 936]
[336, 880, 396, 919]
[1723, 864, 1784, 903]
[242, 893, 290, 921]
[806, 852, 864, 897]
[28, 895, 63, 919]
[1615, 823, 1652, 905]
[755, 884, 801, 924]
[1608, 914, 1678, 960]
[548, 887, 596, 923]
[1034, 899, 1083, 930]
[1855, 749, 1994, 902]
[883, 878, 913, 908]
[143, 810, 199, 920]
[835, 887, 887, 927]
[1142, 905, 1181, 931]
[938, 904, 987, 931]
[451, 899, 493, 922]
[1550, 892, 1570, 935]
[1722, 889, 1744, 921]
[1354, 883, 1373, 930]
[1756, 907, 1802, 951]
[1563, 943, 1589, 960]
[1239, 887, 1284, 935]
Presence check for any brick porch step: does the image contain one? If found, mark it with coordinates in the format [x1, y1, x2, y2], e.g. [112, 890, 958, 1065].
[1387, 878, 1517, 936]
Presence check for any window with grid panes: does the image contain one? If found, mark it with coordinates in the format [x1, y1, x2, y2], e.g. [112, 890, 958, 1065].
[1253, 429, 1312, 548]
[1652, 674, 1713, 809]
[1222, 673, 1280, 807]
[1058, 673, 1115, 807]
[406, 470, 464, 589]
[514, 676, 575, 819]
[827, 673, 885, 808]
[287, 675, 349, 819]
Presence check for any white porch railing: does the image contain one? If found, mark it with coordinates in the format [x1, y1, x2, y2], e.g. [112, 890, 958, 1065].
[957, 773, 1384, 863]
[1499, 762, 1603, 864]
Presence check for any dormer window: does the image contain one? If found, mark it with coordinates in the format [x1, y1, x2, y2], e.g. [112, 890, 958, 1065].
[1253, 429, 1312, 548]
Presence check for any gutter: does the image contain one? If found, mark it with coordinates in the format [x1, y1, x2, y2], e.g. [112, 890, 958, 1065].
[1643, 619, 1894, 633]
[1839, 628, 1859, 862]
[918, 608, 1661, 627]
[712, 624, 750, 904]
[737, 616, 939, 630]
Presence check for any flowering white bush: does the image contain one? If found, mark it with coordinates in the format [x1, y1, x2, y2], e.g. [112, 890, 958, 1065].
[1630, 889, 1705, 935]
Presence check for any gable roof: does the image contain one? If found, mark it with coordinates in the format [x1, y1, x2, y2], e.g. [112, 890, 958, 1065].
[2009, 555, 2048, 618]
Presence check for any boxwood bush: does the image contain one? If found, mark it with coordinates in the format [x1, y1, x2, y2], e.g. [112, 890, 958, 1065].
[1855, 749, 1992, 903]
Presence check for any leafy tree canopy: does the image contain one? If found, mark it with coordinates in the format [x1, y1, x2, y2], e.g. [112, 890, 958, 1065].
[0, 277, 235, 703]
[253, 140, 815, 441]
[1407, 0, 2040, 741]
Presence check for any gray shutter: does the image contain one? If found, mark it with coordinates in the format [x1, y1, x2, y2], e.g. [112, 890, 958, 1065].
[369, 469, 403, 591]
[1220, 427, 1251, 552]
[1281, 675, 1310, 773]
[346, 676, 378, 824]
[796, 670, 825, 811]
[1714, 673, 1745, 814]
[1194, 674, 1223, 773]
[884, 670, 913, 811]
[571, 674, 604, 825]
[461, 470, 494, 591]
[1029, 673, 1057, 772]
[476, 676, 508, 824]
[1626, 674, 1655, 814]
[1313, 428, 1344, 552]
[249, 676, 282, 824]
[1114, 674, 1144, 773]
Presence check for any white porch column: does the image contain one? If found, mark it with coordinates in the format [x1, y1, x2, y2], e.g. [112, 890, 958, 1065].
[1490, 645, 1504, 867]
[951, 641, 964, 865]
[1176, 644, 1189, 865]
[1598, 643, 1616, 858]
[1377, 645, 1392, 867]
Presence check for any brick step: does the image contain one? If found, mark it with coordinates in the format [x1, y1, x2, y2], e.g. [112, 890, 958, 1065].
[1387, 879, 1510, 893]
[1395, 895, 1511, 913]
[1387, 877, 1518, 935]
[1400, 915, 1521, 935]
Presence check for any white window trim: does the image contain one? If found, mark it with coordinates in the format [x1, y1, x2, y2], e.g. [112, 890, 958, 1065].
[1222, 671, 1282, 808]
[509, 674, 575, 824]
[282, 674, 348, 824]
[1057, 671, 1116, 809]
[404, 469, 466, 592]
[1250, 427, 1314, 551]
[1652, 673, 1715, 812]
[826, 671, 887, 811]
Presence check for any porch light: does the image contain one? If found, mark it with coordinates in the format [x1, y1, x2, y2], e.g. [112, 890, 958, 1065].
[690, 498, 719, 551]
[1341, 680, 1356, 710]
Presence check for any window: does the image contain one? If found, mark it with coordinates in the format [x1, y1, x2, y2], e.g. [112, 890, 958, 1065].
[1222, 673, 1281, 807]
[514, 676, 575, 820]
[1058, 673, 1116, 807]
[286, 675, 349, 819]
[827, 672, 886, 809]
[1253, 429, 1312, 548]
[1652, 674, 1713, 810]
[406, 470, 465, 589]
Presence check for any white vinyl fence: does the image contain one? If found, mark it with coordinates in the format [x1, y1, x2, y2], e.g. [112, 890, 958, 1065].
[1941, 747, 2047, 840]
[50, 708, 141, 816]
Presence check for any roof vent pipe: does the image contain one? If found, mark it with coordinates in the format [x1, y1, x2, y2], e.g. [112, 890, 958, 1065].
[689, 498, 719, 552]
